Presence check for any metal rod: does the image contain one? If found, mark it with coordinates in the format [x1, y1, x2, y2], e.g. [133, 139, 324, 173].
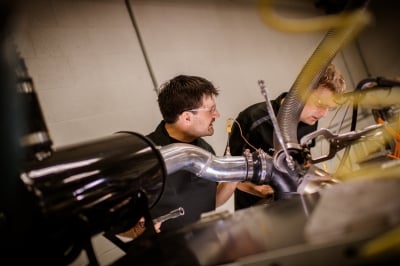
[258, 80, 295, 171]
[153, 207, 185, 224]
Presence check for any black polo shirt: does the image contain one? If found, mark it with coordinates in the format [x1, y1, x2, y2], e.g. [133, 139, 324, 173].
[229, 92, 317, 157]
[146, 121, 217, 232]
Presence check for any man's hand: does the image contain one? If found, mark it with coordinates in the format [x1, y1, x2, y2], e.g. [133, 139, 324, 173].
[252, 184, 274, 197]
[118, 217, 161, 240]
[237, 182, 274, 198]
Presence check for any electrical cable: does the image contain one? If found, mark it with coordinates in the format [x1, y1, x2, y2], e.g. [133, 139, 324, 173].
[224, 117, 259, 156]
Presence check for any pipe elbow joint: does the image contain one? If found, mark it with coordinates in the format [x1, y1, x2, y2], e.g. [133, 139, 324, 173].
[247, 150, 298, 196]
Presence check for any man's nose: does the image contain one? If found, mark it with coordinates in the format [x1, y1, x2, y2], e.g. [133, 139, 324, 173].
[318, 107, 329, 117]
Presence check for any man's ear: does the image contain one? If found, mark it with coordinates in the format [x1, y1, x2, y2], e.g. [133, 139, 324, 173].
[180, 111, 192, 123]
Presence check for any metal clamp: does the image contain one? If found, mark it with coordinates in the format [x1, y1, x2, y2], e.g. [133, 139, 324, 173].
[300, 124, 383, 164]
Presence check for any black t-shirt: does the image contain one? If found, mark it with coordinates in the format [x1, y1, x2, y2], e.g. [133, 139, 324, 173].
[228, 92, 317, 156]
[228, 92, 317, 210]
[146, 121, 217, 232]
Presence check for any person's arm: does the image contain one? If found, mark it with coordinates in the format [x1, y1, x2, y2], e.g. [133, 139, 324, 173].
[215, 182, 238, 207]
[236, 182, 274, 198]
[216, 181, 274, 207]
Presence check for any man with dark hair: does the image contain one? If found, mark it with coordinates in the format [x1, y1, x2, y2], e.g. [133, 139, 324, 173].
[146, 74, 233, 232]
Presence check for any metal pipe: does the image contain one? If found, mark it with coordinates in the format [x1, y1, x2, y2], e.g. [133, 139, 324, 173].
[158, 143, 295, 198]
[21, 132, 166, 218]
[159, 143, 249, 182]
[153, 207, 185, 224]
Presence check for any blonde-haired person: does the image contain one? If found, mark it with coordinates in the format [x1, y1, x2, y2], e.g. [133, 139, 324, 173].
[228, 63, 346, 210]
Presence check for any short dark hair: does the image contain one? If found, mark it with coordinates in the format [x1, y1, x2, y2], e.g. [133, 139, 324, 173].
[158, 75, 219, 123]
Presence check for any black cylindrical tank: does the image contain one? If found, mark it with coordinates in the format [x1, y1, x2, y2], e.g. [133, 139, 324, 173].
[21, 131, 166, 232]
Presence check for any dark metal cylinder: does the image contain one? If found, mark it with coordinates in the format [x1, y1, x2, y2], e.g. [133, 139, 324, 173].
[21, 131, 166, 220]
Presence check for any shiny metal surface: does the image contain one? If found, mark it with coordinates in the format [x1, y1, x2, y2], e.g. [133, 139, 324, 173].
[299, 124, 384, 164]
[118, 176, 400, 266]
[21, 132, 165, 217]
[159, 143, 295, 189]
[159, 143, 249, 182]
[118, 193, 316, 265]
[153, 207, 185, 224]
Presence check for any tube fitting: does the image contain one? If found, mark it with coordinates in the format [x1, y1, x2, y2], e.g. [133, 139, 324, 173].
[159, 143, 296, 195]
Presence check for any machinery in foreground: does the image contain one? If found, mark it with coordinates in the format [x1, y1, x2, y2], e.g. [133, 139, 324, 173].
[1, 0, 399, 265]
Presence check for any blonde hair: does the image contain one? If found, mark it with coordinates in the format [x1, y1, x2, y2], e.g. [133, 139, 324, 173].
[319, 63, 346, 94]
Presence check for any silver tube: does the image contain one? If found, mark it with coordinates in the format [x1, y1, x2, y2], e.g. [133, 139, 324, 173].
[153, 207, 185, 224]
[158, 143, 315, 196]
[259, 80, 295, 172]
[159, 143, 251, 182]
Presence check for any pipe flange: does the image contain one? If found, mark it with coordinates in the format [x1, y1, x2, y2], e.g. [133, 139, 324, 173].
[258, 149, 268, 184]
[245, 151, 253, 182]
[273, 143, 302, 174]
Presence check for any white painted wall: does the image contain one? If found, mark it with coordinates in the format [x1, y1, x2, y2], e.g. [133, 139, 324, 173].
[10, 0, 399, 265]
